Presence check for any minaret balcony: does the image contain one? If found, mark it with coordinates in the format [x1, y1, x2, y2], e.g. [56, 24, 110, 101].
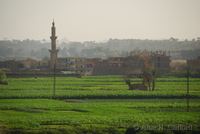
[50, 36, 57, 40]
[49, 49, 59, 53]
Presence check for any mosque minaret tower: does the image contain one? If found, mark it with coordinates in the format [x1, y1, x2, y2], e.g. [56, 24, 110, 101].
[49, 20, 59, 69]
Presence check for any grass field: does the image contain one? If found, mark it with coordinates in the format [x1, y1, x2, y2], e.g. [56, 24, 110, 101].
[0, 76, 200, 133]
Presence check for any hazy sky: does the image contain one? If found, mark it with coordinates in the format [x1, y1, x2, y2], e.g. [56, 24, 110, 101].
[0, 0, 200, 42]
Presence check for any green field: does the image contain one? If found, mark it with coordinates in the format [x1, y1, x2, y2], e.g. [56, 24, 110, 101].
[0, 76, 200, 133]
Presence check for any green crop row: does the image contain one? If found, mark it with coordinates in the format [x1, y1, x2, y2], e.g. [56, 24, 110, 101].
[0, 99, 200, 128]
[0, 87, 200, 99]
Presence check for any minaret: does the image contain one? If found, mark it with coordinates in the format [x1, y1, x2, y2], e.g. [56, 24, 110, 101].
[49, 20, 59, 69]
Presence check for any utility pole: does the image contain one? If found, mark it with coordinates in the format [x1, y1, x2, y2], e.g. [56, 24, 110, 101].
[187, 69, 189, 112]
[54, 64, 56, 99]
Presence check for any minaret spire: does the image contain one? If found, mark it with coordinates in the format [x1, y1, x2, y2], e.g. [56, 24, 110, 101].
[49, 20, 59, 69]
[52, 19, 55, 27]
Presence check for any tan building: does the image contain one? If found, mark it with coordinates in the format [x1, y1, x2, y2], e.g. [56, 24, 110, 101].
[57, 57, 86, 74]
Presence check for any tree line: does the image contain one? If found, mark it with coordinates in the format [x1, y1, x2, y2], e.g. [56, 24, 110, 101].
[0, 38, 200, 61]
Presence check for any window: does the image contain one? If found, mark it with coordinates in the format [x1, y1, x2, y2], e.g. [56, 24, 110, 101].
[76, 65, 77, 68]
[76, 59, 77, 62]
[66, 65, 67, 67]
[81, 65, 82, 68]
[110, 64, 112, 66]
[80, 59, 82, 61]
[69, 66, 70, 68]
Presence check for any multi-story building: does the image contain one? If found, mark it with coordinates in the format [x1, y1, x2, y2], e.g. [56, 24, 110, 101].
[92, 51, 171, 76]
[57, 57, 86, 74]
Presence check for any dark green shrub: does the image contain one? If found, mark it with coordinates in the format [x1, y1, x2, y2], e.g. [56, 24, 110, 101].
[0, 71, 6, 80]
[0, 71, 8, 85]
[0, 80, 9, 85]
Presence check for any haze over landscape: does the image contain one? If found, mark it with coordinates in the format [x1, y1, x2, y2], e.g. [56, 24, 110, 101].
[0, 0, 200, 42]
[1, 1, 200, 133]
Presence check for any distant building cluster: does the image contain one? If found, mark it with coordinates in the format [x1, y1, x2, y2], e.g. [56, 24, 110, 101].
[48, 21, 171, 75]
[1, 21, 199, 75]
[0, 58, 48, 71]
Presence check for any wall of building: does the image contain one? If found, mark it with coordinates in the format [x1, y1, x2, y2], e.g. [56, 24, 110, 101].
[187, 56, 200, 69]
[57, 57, 86, 74]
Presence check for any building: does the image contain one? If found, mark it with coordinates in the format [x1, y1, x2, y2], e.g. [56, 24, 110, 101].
[0, 57, 48, 70]
[92, 51, 171, 76]
[187, 56, 200, 69]
[57, 57, 86, 74]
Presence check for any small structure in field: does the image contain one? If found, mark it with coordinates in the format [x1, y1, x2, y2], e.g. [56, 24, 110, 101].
[125, 80, 148, 91]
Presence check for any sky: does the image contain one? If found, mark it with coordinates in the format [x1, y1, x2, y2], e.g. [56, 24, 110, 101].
[0, 0, 200, 42]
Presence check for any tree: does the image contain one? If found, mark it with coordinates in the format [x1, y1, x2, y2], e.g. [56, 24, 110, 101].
[0, 71, 6, 80]
[68, 47, 79, 57]
[42, 55, 50, 61]
[142, 69, 152, 91]
[0, 71, 8, 85]
[150, 68, 160, 91]
[139, 50, 152, 91]
[120, 50, 127, 57]
[139, 51, 160, 91]
[93, 52, 106, 59]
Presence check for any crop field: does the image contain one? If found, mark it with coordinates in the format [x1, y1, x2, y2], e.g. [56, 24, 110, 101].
[0, 76, 200, 133]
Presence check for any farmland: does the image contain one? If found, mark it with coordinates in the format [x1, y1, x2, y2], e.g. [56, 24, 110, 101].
[0, 76, 200, 133]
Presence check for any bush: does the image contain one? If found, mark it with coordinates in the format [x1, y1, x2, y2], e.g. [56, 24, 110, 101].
[0, 71, 6, 80]
[0, 71, 8, 85]
[0, 80, 9, 85]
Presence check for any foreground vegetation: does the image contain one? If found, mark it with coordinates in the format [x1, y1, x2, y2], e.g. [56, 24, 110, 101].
[0, 76, 200, 133]
[0, 99, 200, 133]
[1, 76, 200, 99]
